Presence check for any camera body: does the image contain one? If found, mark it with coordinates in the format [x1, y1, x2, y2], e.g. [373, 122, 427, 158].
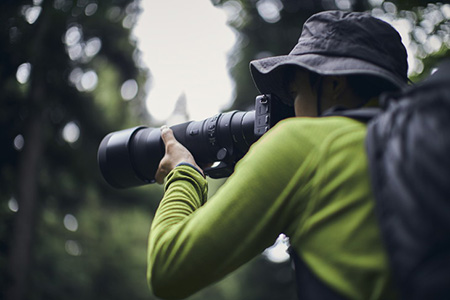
[98, 94, 294, 188]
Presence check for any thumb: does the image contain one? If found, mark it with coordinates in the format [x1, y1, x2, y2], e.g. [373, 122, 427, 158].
[160, 125, 175, 146]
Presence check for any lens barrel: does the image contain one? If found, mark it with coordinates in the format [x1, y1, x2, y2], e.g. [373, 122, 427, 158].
[98, 94, 295, 189]
[98, 111, 257, 189]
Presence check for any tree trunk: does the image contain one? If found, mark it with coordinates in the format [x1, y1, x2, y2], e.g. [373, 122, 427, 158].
[6, 108, 44, 300]
[6, 2, 50, 297]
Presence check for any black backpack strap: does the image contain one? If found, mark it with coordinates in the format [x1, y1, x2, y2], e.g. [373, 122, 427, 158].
[288, 247, 347, 300]
[321, 106, 382, 123]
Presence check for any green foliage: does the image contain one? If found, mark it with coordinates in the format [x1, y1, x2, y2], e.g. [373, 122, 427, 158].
[28, 199, 153, 300]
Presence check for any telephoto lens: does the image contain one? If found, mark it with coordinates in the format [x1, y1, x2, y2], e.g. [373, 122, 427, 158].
[98, 111, 257, 189]
[97, 94, 294, 189]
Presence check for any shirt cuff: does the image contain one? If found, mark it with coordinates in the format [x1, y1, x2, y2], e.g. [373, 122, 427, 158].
[176, 162, 205, 178]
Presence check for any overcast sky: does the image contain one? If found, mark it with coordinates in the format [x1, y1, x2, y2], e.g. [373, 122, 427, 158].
[133, 1, 236, 122]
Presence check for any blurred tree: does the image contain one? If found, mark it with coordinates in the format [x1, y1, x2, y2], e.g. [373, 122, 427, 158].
[0, 0, 155, 299]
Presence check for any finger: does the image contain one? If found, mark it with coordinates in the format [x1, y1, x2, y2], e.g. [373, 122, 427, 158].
[160, 125, 175, 145]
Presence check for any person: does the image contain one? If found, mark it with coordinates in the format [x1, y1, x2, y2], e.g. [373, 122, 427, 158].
[147, 10, 408, 300]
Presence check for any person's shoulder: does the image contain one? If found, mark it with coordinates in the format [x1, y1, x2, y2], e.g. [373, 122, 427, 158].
[274, 116, 366, 134]
[265, 117, 367, 151]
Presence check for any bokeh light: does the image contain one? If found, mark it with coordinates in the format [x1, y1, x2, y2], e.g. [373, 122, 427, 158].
[64, 214, 79, 232]
[23, 5, 42, 24]
[62, 122, 80, 144]
[65, 240, 82, 256]
[16, 62, 31, 84]
[80, 70, 98, 92]
[84, 37, 102, 57]
[8, 197, 19, 213]
[85, 3, 97, 16]
[13, 134, 25, 151]
[121, 79, 139, 101]
[263, 234, 290, 263]
[256, 0, 283, 23]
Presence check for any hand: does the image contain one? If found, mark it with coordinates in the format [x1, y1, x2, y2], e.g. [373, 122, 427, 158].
[155, 126, 203, 184]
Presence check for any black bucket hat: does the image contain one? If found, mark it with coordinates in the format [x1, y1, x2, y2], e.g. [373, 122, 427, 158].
[250, 10, 409, 103]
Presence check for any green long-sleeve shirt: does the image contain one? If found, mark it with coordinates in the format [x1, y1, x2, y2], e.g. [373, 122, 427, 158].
[147, 116, 396, 300]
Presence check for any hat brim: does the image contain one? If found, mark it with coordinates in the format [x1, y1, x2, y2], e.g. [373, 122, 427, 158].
[250, 53, 408, 103]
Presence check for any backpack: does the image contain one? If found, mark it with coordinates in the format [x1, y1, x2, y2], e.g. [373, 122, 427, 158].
[364, 62, 450, 300]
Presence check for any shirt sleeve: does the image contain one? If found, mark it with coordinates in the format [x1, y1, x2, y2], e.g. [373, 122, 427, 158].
[147, 119, 319, 299]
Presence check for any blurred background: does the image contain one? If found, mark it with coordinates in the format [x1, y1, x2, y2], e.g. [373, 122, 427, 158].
[1, 0, 448, 299]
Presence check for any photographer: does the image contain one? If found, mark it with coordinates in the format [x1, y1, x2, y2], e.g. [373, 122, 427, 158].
[147, 11, 408, 299]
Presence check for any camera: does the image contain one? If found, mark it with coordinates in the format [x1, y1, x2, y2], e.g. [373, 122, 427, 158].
[98, 94, 294, 188]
